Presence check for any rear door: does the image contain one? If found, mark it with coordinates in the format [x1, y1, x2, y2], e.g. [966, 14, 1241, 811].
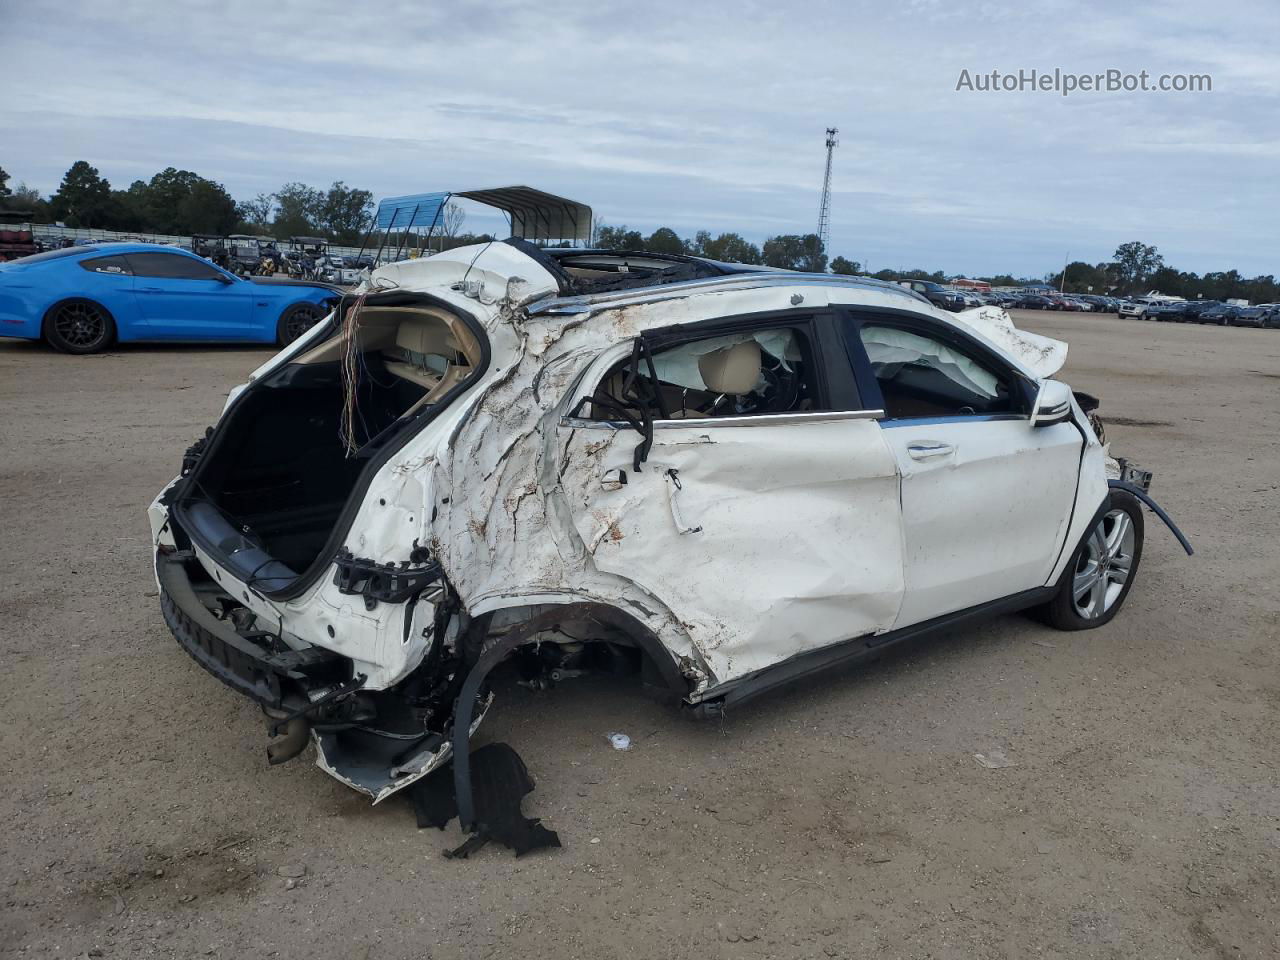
[841, 311, 1082, 627]
[557, 311, 905, 684]
[125, 251, 255, 338]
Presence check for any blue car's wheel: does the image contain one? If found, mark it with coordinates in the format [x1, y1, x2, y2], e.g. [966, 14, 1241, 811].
[277, 303, 325, 346]
[44, 299, 116, 354]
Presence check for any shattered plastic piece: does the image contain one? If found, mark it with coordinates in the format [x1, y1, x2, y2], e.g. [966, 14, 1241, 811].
[410, 743, 561, 858]
[607, 732, 632, 751]
[974, 750, 1014, 769]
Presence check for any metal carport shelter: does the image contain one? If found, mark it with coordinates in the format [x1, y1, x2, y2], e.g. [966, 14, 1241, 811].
[361, 186, 593, 263]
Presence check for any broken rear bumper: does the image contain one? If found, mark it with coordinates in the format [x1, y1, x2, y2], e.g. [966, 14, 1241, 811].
[156, 550, 338, 711]
[156, 549, 477, 803]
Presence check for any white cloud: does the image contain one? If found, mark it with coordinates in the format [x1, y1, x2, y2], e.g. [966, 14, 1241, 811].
[2, 0, 1276, 276]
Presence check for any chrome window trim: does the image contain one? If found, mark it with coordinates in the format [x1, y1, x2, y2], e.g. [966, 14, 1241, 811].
[559, 409, 885, 430]
[879, 413, 1027, 428]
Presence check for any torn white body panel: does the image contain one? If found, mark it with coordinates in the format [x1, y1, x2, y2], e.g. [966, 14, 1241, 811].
[152, 240, 1145, 803]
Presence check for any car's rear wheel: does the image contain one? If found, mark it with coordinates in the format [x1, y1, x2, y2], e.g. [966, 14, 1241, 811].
[1040, 491, 1144, 631]
[276, 303, 326, 346]
[43, 299, 116, 354]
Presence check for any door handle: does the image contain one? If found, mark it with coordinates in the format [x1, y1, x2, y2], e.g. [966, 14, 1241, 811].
[907, 441, 955, 460]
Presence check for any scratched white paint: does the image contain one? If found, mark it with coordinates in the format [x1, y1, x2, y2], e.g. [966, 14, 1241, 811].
[151, 243, 1110, 798]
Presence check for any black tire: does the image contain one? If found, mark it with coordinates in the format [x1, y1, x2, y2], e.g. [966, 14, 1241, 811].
[43, 299, 116, 354]
[1038, 490, 1145, 631]
[276, 302, 325, 346]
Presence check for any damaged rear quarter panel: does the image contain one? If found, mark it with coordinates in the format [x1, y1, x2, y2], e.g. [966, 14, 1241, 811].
[429, 286, 908, 687]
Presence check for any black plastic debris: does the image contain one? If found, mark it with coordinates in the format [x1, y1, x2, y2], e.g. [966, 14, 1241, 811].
[411, 743, 561, 858]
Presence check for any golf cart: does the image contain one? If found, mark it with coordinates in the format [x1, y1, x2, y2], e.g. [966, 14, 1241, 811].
[191, 233, 230, 270]
[285, 236, 329, 279]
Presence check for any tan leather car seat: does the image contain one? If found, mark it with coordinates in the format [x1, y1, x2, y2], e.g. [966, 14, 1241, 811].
[698, 340, 761, 395]
[384, 321, 464, 398]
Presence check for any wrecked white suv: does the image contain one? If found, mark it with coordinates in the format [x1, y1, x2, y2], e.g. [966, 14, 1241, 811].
[150, 240, 1189, 830]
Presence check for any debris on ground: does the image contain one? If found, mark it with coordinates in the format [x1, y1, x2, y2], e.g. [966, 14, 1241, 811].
[974, 750, 1014, 769]
[410, 743, 560, 858]
[607, 732, 632, 750]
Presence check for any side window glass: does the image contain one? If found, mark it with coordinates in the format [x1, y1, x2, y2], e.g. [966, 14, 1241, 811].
[79, 255, 133, 276]
[859, 324, 1015, 419]
[589, 326, 820, 421]
[126, 252, 225, 281]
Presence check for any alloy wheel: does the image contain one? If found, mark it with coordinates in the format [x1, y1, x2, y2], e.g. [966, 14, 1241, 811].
[53, 301, 109, 350]
[285, 306, 322, 343]
[1072, 508, 1136, 619]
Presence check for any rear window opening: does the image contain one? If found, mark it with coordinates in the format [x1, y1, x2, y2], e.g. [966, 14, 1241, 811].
[175, 297, 486, 593]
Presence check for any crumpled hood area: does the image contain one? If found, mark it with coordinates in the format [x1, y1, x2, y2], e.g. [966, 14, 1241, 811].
[953, 305, 1067, 378]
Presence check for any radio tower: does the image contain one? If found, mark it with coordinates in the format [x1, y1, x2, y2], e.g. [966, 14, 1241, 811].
[817, 127, 838, 254]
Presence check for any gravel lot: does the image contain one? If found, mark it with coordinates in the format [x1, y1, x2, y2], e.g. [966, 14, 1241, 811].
[2, 311, 1277, 959]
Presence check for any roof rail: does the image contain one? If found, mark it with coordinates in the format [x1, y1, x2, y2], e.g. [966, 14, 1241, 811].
[526, 271, 930, 315]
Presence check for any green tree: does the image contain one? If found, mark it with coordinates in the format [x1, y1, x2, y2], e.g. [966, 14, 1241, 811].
[49, 161, 114, 227]
[273, 182, 324, 237]
[830, 255, 861, 275]
[317, 181, 374, 244]
[644, 227, 684, 255]
[595, 223, 644, 251]
[0, 166, 10, 197]
[238, 192, 276, 230]
[692, 231, 761, 264]
[762, 234, 826, 272]
[11, 182, 43, 209]
[1112, 241, 1163, 293]
[180, 178, 239, 234]
[143, 168, 202, 233]
[1050, 260, 1115, 294]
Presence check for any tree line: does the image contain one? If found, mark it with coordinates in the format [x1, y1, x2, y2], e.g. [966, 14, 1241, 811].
[2, 163, 1274, 300]
[0, 161, 376, 245]
[1049, 241, 1280, 304]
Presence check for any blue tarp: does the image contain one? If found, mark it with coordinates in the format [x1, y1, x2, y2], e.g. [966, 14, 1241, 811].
[374, 192, 450, 231]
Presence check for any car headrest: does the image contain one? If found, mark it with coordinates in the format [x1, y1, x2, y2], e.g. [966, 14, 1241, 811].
[698, 340, 761, 395]
[395, 321, 456, 358]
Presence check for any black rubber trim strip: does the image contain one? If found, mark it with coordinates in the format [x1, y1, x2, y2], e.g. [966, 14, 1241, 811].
[450, 604, 689, 832]
[1109, 480, 1194, 555]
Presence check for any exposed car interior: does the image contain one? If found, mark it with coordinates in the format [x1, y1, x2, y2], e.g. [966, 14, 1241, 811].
[859, 324, 1019, 419]
[179, 302, 483, 583]
[588, 326, 819, 421]
[542, 249, 726, 295]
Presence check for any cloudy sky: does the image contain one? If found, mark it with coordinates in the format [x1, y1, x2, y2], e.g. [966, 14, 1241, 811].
[3, 0, 1277, 277]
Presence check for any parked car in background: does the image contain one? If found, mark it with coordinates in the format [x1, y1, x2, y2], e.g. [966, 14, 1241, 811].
[1013, 294, 1056, 310]
[1120, 297, 1162, 320]
[1178, 300, 1218, 322]
[0, 243, 340, 353]
[1198, 304, 1238, 325]
[895, 279, 966, 312]
[1145, 302, 1184, 321]
[1227, 307, 1267, 328]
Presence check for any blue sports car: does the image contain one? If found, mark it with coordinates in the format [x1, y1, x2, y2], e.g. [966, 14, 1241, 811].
[0, 243, 341, 354]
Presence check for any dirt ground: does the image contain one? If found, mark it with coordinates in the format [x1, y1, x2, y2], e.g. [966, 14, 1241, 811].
[1, 310, 1277, 959]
